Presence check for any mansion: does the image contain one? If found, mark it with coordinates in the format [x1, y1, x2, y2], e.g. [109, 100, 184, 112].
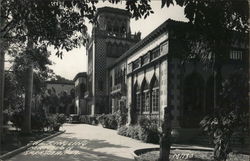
[78, 7, 249, 135]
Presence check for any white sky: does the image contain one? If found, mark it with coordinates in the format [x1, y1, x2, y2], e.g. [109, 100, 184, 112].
[47, 1, 188, 80]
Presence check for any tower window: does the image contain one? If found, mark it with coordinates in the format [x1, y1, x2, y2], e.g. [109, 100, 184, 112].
[230, 50, 243, 60]
[151, 48, 160, 60]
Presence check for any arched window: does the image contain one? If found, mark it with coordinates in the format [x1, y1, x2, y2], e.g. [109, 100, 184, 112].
[134, 82, 141, 112]
[141, 79, 149, 113]
[150, 76, 159, 112]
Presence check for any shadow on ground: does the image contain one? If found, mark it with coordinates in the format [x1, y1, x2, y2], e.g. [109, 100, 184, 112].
[7, 135, 133, 161]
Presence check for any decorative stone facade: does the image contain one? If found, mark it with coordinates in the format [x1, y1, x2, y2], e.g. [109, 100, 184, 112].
[85, 7, 140, 115]
[85, 7, 249, 137]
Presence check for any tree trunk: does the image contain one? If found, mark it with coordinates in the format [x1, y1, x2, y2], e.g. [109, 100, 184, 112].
[248, 1, 250, 135]
[22, 39, 34, 134]
[159, 106, 172, 161]
[0, 0, 5, 150]
[0, 50, 5, 154]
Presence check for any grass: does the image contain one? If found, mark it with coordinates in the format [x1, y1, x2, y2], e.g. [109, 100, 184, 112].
[137, 149, 250, 161]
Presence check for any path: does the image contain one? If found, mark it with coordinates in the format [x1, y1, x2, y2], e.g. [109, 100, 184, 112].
[6, 124, 158, 161]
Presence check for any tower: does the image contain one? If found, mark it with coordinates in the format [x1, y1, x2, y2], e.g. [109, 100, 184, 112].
[86, 7, 140, 115]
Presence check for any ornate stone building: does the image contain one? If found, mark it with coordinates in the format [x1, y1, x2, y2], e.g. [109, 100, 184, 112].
[85, 7, 140, 115]
[85, 7, 249, 139]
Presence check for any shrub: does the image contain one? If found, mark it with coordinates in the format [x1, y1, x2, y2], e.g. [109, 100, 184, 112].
[139, 126, 159, 144]
[97, 114, 105, 125]
[117, 125, 128, 136]
[117, 117, 160, 144]
[47, 113, 66, 131]
[57, 113, 66, 124]
[113, 111, 127, 127]
[97, 114, 118, 129]
[138, 116, 159, 143]
[10, 108, 48, 131]
[128, 125, 140, 140]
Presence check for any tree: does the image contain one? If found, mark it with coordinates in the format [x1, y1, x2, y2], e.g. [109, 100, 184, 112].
[165, 1, 248, 161]
[0, 0, 248, 156]
[1, 0, 94, 134]
[0, 0, 156, 136]
[200, 69, 249, 161]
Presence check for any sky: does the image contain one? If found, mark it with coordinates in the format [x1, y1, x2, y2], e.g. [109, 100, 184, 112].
[47, 1, 188, 80]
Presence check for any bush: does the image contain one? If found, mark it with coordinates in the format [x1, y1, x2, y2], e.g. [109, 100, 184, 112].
[128, 125, 141, 140]
[97, 114, 118, 129]
[138, 116, 159, 143]
[113, 111, 127, 127]
[10, 108, 48, 131]
[117, 125, 128, 136]
[117, 117, 159, 144]
[57, 113, 66, 124]
[47, 113, 66, 131]
[139, 126, 159, 144]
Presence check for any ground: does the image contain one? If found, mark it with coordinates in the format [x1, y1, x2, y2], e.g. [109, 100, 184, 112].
[6, 124, 158, 161]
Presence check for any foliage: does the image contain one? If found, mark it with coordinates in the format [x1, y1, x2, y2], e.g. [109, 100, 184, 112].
[117, 125, 128, 136]
[97, 113, 118, 129]
[4, 72, 24, 110]
[114, 111, 128, 127]
[97, 111, 128, 130]
[127, 125, 141, 140]
[118, 117, 159, 144]
[164, 0, 248, 31]
[50, 75, 73, 84]
[10, 108, 49, 131]
[200, 70, 249, 161]
[57, 113, 67, 124]
[41, 86, 75, 115]
[10, 108, 24, 129]
[47, 113, 66, 131]
[138, 116, 159, 144]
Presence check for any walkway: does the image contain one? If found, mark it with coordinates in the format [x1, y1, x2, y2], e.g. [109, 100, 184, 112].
[6, 124, 158, 161]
